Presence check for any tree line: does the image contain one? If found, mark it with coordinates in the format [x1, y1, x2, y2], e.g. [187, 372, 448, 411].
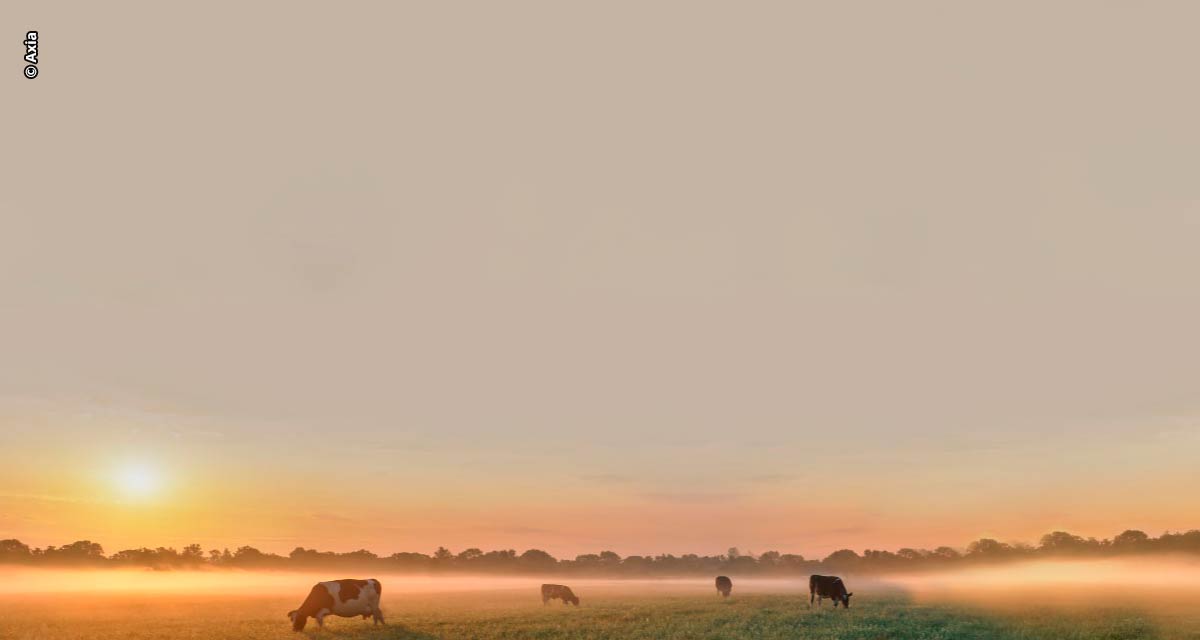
[2, 529, 1197, 574]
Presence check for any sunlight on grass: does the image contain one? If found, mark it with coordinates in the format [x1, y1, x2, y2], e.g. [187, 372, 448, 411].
[0, 583, 1195, 640]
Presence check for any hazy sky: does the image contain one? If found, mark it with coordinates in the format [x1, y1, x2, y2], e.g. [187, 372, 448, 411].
[3, 1, 1200, 558]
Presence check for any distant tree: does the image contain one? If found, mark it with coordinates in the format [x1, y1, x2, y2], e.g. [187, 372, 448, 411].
[726, 553, 758, 571]
[653, 554, 681, 573]
[234, 546, 264, 561]
[779, 553, 807, 569]
[932, 546, 961, 560]
[41, 540, 106, 565]
[1038, 531, 1093, 555]
[862, 549, 901, 569]
[479, 549, 518, 570]
[111, 548, 157, 567]
[1113, 530, 1150, 551]
[457, 548, 484, 563]
[230, 546, 282, 568]
[1157, 530, 1200, 552]
[16, 526, 1200, 575]
[966, 538, 1013, 560]
[822, 549, 861, 569]
[0, 539, 32, 563]
[388, 552, 432, 570]
[518, 549, 557, 569]
[622, 555, 653, 573]
[181, 544, 204, 564]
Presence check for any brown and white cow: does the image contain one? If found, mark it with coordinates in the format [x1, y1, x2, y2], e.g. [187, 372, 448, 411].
[289, 578, 384, 631]
[541, 584, 580, 605]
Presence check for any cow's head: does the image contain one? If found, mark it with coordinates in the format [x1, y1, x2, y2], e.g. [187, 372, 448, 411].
[842, 592, 853, 608]
[569, 595, 580, 606]
[288, 610, 308, 631]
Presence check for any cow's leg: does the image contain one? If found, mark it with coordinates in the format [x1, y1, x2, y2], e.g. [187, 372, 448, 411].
[315, 613, 326, 629]
[373, 607, 385, 625]
[809, 590, 814, 607]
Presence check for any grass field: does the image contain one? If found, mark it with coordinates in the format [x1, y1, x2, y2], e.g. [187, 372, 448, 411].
[2, 577, 1199, 640]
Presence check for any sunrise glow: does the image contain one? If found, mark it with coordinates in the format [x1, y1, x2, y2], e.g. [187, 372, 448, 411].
[114, 463, 161, 500]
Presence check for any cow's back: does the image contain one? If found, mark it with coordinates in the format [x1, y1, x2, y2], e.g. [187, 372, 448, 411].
[810, 575, 846, 597]
[541, 583, 578, 603]
[326, 579, 382, 616]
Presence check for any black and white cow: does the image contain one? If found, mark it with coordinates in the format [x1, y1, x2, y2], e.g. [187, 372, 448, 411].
[289, 578, 384, 631]
[809, 574, 853, 608]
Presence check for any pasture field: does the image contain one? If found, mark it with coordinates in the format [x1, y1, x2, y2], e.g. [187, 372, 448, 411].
[2, 576, 1200, 640]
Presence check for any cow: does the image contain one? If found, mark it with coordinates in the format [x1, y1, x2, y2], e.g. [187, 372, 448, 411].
[541, 583, 580, 606]
[809, 574, 853, 608]
[715, 575, 733, 598]
[288, 578, 384, 631]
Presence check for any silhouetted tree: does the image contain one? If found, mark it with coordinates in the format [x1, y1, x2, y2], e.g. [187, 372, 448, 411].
[39, 540, 105, 565]
[822, 549, 861, 570]
[457, 548, 484, 563]
[1113, 529, 1149, 550]
[966, 538, 1014, 560]
[0, 539, 32, 563]
[388, 551, 432, 570]
[181, 544, 204, 565]
[932, 546, 962, 561]
[6, 526, 1200, 575]
[778, 553, 808, 570]
[518, 549, 557, 571]
[1038, 531, 1098, 555]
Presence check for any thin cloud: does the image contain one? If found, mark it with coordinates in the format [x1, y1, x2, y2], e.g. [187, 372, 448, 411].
[577, 473, 635, 484]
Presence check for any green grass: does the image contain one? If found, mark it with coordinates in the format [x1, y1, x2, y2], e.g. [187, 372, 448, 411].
[2, 588, 1198, 640]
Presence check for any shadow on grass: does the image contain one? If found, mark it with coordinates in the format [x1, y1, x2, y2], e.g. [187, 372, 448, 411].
[300, 622, 440, 640]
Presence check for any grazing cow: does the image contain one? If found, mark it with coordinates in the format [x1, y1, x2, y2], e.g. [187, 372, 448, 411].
[809, 574, 853, 608]
[541, 584, 580, 606]
[288, 578, 384, 631]
[715, 576, 733, 598]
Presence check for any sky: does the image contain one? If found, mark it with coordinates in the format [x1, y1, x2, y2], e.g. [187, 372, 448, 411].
[2, 1, 1200, 559]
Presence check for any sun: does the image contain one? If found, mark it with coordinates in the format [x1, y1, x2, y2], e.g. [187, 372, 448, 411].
[116, 463, 162, 499]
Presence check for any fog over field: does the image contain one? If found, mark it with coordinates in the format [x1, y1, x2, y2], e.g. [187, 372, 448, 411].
[4, 559, 1200, 638]
[5, 556, 1200, 602]
[893, 556, 1200, 611]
